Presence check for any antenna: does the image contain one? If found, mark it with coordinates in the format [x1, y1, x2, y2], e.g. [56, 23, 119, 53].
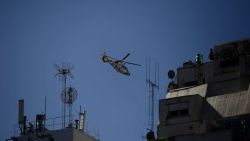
[145, 57, 151, 128]
[145, 57, 159, 136]
[61, 86, 77, 127]
[54, 62, 74, 128]
[44, 97, 47, 129]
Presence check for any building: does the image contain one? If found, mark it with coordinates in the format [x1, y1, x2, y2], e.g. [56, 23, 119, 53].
[6, 99, 99, 141]
[157, 39, 250, 141]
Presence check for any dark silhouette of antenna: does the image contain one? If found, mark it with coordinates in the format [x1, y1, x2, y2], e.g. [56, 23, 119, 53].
[61, 86, 77, 127]
[54, 62, 74, 128]
[54, 63, 74, 79]
[145, 57, 159, 139]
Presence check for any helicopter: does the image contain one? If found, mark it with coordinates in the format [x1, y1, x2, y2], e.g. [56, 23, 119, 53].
[101, 51, 141, 76]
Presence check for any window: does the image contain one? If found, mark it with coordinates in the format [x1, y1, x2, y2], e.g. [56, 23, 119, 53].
[169, 110, 179, 118]
[168, 109, 189, 119]
[180, 109, 189, 116]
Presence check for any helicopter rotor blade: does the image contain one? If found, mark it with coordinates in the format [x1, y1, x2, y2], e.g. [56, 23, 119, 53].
[125, 61, 141, 66]
[122, 53, 130, 60]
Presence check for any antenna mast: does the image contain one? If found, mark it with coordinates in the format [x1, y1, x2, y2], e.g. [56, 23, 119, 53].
[61, 86, 77, 127]
[146, 58, 159, 133]
[55, 62, 74, 128]
[44, 97, 47, 129]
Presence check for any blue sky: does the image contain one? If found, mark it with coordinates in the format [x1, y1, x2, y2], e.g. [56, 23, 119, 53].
[1, 0, 250, 141]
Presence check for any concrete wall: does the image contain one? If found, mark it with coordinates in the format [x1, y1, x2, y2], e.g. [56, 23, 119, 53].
[207, 90, 250, 117]
[17, 129, 72, 141]
[158, 121, 207, 138]
[52, 129, 74, 140]
[175, 129, 232, 141]
[16, 128, 98, 141]
[166, 84, 207, 98]
[158, 95, 204, 137]
[73, 129, 98, 141]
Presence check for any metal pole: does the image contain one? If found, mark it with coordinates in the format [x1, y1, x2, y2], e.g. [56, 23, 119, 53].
[62, 79, 64, 129]
[69, 104, 72, 126]
[149, 81, 158, 132]
[151, 84, 154, 131]
[45, 97, 47, 129]
[64, 76, 66, 128]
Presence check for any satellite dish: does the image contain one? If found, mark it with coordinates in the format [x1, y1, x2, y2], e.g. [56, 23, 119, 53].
[61, 87, 77, 104]
[168, 70, 175, 79]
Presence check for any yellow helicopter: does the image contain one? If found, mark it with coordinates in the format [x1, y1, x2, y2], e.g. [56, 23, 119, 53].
[101, 51, 141, 76]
